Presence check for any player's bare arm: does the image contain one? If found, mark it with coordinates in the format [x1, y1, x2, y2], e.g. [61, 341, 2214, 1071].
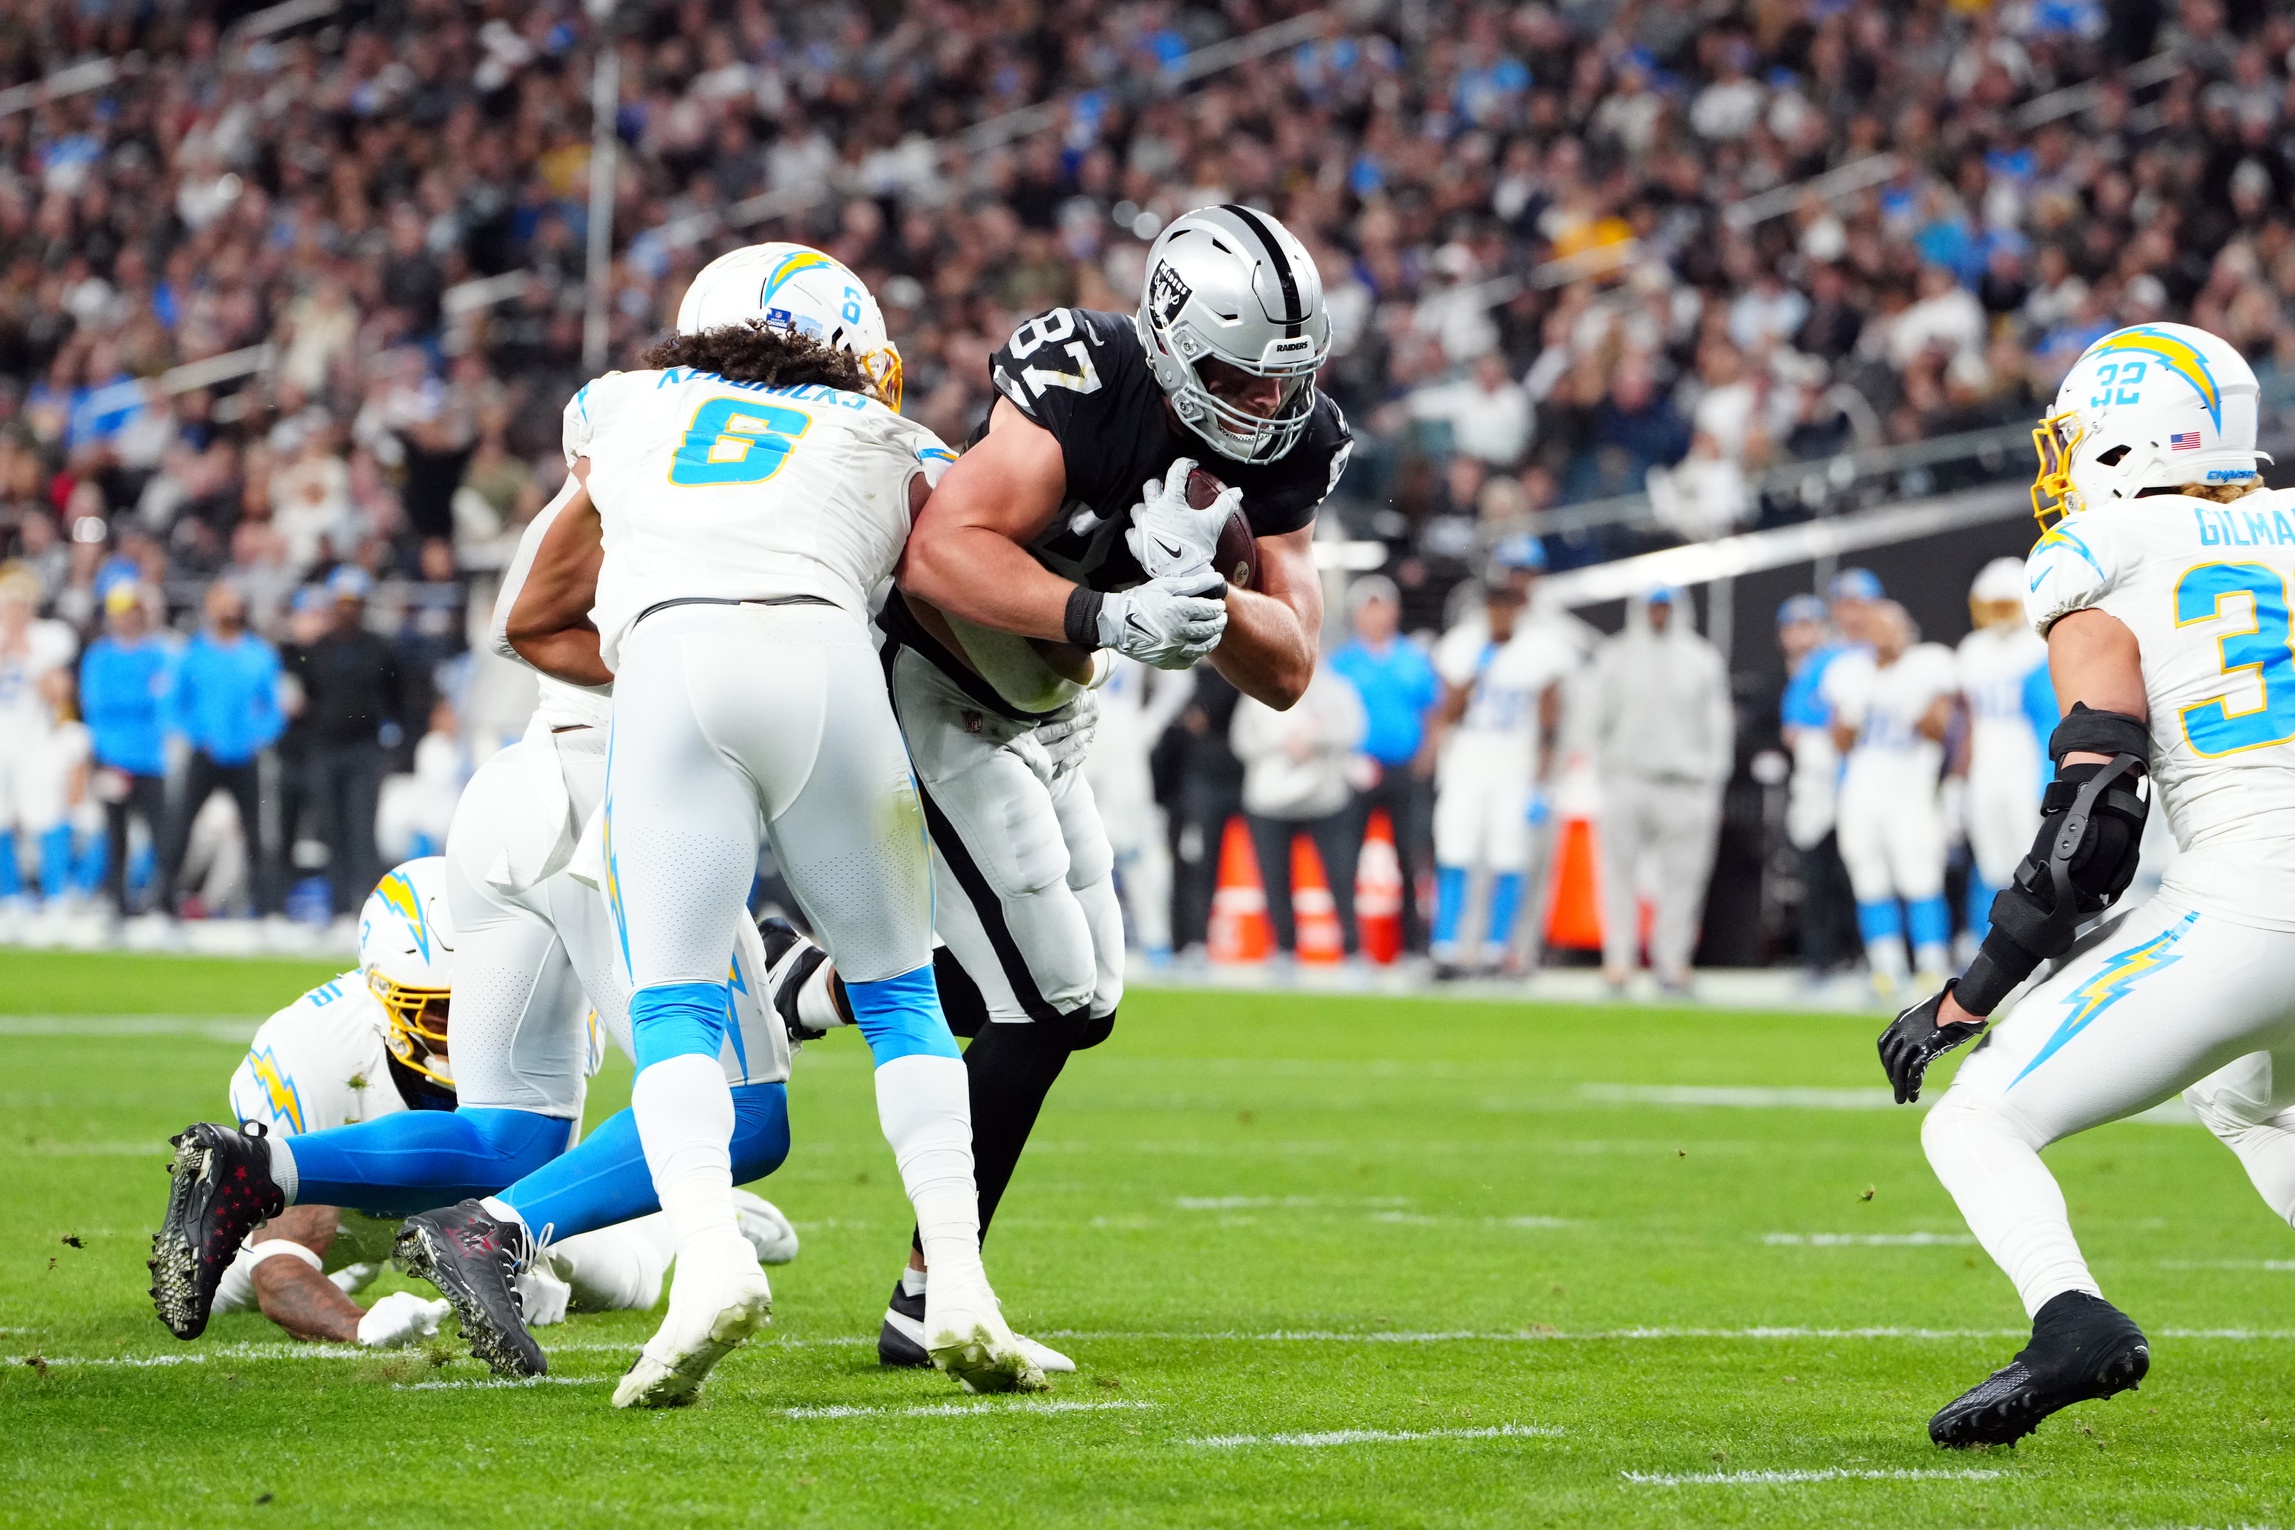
[1208, 521, 1318, 709]
[248, 1206, 363, 1343]
[897, 399, 1074, 643]
[503, 461, 608, 687]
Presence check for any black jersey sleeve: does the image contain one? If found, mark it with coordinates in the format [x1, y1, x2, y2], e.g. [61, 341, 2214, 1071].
[985, 308, 1156, 514]
[1228, 394, 1355, 539]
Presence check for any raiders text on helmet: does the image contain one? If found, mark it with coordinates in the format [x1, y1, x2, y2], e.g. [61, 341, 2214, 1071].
[1135, 205, 1331, 464]
[2031, 322, 2265, 528]
[676, 242, 904, 410]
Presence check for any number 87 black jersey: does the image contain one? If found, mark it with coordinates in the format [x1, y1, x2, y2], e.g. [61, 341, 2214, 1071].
[976, 307, 1353, 593]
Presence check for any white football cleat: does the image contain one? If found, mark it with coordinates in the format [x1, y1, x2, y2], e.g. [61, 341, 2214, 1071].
[731, 1189, 799, 1265]
[612, 1242, 773, 1409]
[924, 1274, 1047, 1394]
[1017, 1334, 1076, 1374]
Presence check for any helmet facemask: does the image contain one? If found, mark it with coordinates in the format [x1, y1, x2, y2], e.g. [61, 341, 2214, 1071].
[2030, 410, 2083, 530]
[371, 969, 454, 1088]
[1172, 346, 1320, 463]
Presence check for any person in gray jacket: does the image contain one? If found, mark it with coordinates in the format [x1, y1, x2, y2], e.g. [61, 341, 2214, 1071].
[1592, 586, 1734, 993]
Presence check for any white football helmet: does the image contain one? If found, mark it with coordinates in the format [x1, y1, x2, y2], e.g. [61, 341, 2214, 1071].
[1969, 556, 2026, 628]
[676, 242, 903, 410]
[359, 857, 457, 1088]
[1136, 205, 1330, 464]
[2033, 322, 2263, 527]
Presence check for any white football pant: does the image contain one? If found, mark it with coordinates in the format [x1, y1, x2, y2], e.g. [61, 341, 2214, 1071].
[1925, 894, 2295, 1316]
[1597, 775, 1720, 983]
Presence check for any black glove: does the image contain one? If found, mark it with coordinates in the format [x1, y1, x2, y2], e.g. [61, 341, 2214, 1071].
[1877, 981, 1987, 1105]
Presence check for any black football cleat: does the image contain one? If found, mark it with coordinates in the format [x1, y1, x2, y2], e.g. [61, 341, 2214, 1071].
[877, 1276, 933, 1368]
[150, 1122, 286, 1339]
[395, 1200, 547, 1377]
[1929, 1290, 2150, 1448]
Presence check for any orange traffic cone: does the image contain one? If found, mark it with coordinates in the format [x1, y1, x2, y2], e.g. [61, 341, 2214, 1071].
[1207, 815, 1272, 964]
[1543, 816, 1605, 951]
[1291, 834, 1343, 965]
[1354, 807, 1403, 965]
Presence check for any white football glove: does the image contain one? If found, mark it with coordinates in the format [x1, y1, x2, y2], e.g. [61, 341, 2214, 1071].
[1098, 583, 1227, 670]
[354, 1290, 451, 1348]
[1124, 458, 1238, 598]
[513, 1261, 574, 1328]
[1031, 689, 1099, 782]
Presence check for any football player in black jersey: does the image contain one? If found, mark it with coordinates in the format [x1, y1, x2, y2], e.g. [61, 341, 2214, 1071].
[842, 204, 1353, 1366]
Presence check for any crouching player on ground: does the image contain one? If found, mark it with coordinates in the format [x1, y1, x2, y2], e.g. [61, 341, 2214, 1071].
[198, 858, 796, 1347]
[1879, 323, 2295, 1446]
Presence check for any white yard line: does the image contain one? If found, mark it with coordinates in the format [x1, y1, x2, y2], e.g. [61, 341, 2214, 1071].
[786, 1400, 1155, 1420]
[1623, 1468, 2002, 1486]
[398, 1375, 596, 1390]
[1764, 1233, 1975, 1247]
[1187, 1423, 1560, 1448]
[0, 1016, 258, 1041]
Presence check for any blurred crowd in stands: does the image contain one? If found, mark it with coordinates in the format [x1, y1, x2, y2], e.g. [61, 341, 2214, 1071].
[0, 0, 2290, 945]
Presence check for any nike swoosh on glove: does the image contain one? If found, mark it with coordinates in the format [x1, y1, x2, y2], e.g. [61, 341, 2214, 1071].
[1031, 689, 1098, 782]
[1124, 458, 1236, 598]
[1098, 583, 1227, 670]
[355, 1290, 452, 1347]
[1877, 982, 1987, 1105]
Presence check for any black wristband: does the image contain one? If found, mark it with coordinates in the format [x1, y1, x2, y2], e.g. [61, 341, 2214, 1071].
[1063, 585, 1105, 649]
[1956, 926, 2041, 1017]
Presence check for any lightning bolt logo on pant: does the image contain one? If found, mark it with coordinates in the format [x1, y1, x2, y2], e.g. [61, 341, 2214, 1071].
[2011, 912, 2199, 1087]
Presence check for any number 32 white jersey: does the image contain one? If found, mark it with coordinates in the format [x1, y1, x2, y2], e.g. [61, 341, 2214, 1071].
[2027, 488, 2295, 929]
[567, 366, 956, 671]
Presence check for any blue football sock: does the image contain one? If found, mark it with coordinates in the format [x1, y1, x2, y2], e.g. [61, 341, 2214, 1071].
[38, 826, 70, 900]
[1432, 865, 1469, 952]
[273, 1107, 573, 1219]
[629, 980, 729, 1071]
[75, 829, 106, 894]
[846, 963, 961, 1065]
[1965, 877, 1998, 941]
[500, 1082, 790, 1241]
[0, 830, 18, 898]
[1482, 871, 1526, 958]
[1856, 899, 1904, 945]
[1907, 895, 1952, 954]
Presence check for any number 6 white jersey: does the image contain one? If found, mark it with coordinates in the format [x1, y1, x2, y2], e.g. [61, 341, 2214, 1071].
[2026, 487, 2295, 928]
[566, 366, 955, 671]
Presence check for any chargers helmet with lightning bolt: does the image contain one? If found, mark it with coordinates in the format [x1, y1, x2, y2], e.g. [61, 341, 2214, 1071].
[2032, 322, 2265, 529]
[676, 241, 904, 411]
[359, 857, 458, 1088]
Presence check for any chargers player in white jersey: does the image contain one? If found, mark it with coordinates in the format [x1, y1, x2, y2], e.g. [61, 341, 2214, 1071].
[203, 859, 795, 1348]
[0, 565, 77, 904]
[1823, 601, 1958, 993]
[1427, 540, 1575, 978]
[1879, 322, 2295, 1447]
[1954, 558, 2059, 946]
[476, 243, 1042, 1403]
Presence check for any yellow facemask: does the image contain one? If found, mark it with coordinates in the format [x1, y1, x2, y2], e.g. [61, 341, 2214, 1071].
[2030, 410, 2083, 531]
[862, 345, 904, 412]
[369, 968, 453, 1088]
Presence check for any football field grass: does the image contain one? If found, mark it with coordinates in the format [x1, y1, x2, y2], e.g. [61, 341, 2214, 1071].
[4, 949, 2293, 1527]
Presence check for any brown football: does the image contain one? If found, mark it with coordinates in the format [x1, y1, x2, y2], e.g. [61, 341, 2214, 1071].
[1188, 466, 1261, 590]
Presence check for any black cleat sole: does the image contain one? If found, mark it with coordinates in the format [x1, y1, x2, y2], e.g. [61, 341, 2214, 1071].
[1931, 1330, 2149, 1447]
[395, 1221, 547, 1378]
[148, 1132, 212, 1339]
[148, 1125, 282, 1341]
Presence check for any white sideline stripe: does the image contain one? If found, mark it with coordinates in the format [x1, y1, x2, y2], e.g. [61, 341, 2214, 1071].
[1188, 1423, 1560, 1448]
[399, 1375, 595, 1391]
[786, 1400, 1155, 1420]
[33, 1324, 2295, 1370]
[1623, 1468, 2002, 1486]
[28, 1142, 172, 1157]
[1174, 1196, 1413, 1210]
[1764, 1233, 1975, 1247]
[0, 1016, 258, 1041]
[1581, 1084, 1899, 1110]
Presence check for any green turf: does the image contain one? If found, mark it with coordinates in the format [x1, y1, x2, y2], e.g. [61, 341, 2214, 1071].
[3, 948, 2292, 1527]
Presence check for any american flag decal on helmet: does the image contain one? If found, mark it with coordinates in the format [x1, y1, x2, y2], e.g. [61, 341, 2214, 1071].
[2170, 430, 2202, 451]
